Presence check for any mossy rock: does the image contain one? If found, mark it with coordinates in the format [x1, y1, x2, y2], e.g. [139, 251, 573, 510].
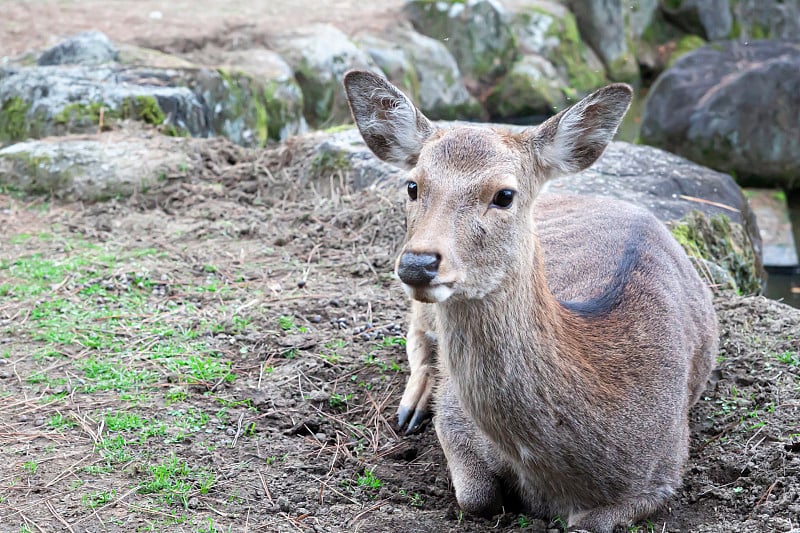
[669, 211, 761, 294]
[485, 55, 567, 119]
[667, 35, 706, 67]
[404, 0, 518, 84]
[511, 4, 607, 97]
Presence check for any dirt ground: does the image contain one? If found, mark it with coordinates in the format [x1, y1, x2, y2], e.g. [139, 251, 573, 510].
[0, 136, 798, 532]
[0, 0, 404, 59]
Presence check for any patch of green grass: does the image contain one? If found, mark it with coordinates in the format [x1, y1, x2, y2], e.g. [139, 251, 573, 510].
[139, 455, 214, 507]
[278, 314, 307, 332]
[48, 413, 76, 430]
[104, 411, 147, 432]
[22, 460, 38, 475]
[82, 489, 116, 509]
[775, 350, 799, 366]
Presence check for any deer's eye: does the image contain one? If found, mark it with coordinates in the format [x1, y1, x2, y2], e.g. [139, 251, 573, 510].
[491, 189, 515, 208]
[407, 181, 418, 201]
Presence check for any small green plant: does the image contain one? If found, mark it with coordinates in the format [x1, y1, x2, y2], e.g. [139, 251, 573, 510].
[357, 467, 382, 491]
[775, 350, 799, 366]
[48, 412, 76, 430]
[328, 392, 353, 410]
[518, 514, 530, 528]
[82, 489, 115, 509]
[22, 460, 38, 475]
[399, 489, 424, 508]
[278, 315, 307, 332]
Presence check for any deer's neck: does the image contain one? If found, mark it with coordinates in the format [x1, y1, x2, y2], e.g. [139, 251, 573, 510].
[436, 234, 603, 446]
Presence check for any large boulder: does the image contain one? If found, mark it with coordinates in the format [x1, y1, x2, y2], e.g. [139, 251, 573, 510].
[640, 40, 800, 190]
[509, 0, 607, 97]
[37, 30, 120, 66]
[544, 141, 764, 293]
[566, 0, 639, 83]
[660, 0, 733, 41]
[0, 133, 194, 201]
[403, 0, 518, 87]
[357, 27, 482, 120]
[269, 24, 382, 128]
[202, 49, 307, 141]
[0, 61, 305, 147]
[732, 0, 800, 41]
[485, 55, 567, 119]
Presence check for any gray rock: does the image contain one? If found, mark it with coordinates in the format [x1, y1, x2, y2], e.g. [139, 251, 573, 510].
[37, 31, 119, 66]
[566, 0, 639, 82]
[0, 60, 305, 146]
[485, 55, 566, 119]
[270, 24, 382, 128]
[404, 0, 518, 86]
[640, 40, 800, 190]
[207, 49, 308, 140]
[0, 134, 193, 201]
[543, 141, 764, 292]
[628, 0, 660, 41]
[360, 26, 482, 120]
[356, 34, 420, 100]
[509, 1, 606, 98]
[660, 0, 733, 41]
[0, 65, 205, 145]
[284, 126, 403, 191]
[732, 0, 800, 41]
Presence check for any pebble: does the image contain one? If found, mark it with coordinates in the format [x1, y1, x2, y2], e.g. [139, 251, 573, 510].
[19, 414, 28, 422]
[34, 417, 45, 426]
[0, 370, 10, 379]
[226, 428, 236, 436]
[277, 495, 291, 512]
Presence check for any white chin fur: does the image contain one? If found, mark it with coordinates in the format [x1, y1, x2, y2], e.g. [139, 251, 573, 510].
[402, 283, 454, 303]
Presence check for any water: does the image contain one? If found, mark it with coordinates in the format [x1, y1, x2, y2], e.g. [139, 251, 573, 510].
[765, 191, 800, 309]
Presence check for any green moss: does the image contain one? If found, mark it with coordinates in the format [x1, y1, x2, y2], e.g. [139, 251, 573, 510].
[748, 22, 769, 40]
[161, 124, 189, 137]
[0, 151, 72, 195]
[729, 18, 741, 39]
[533, 8, 606, 94]
[670, 211, 761, 294]
[322, 124, 354, 134]
[122, 96, 165, 125]
[668, 35, 706, 67]
[0, 97, 31, 144]
[663, 0, 683, 9]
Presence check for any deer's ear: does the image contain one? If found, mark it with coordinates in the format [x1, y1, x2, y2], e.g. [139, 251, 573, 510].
[526, 83, 632, 179]
[343, 70, 434, 169]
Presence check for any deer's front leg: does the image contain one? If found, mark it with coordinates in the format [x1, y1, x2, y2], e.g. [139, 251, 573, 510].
[397, 301, 437, 434]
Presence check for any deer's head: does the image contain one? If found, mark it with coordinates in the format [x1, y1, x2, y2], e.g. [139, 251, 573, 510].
[344, 71, 632, 303]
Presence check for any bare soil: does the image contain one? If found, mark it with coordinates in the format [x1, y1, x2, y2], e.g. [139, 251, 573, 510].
[1, 0, 403, 59]
[0, 136, 798, 532]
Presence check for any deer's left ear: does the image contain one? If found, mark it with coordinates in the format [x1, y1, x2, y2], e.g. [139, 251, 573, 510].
[525, 83, 633, 179]
[344, 70, 435, 169]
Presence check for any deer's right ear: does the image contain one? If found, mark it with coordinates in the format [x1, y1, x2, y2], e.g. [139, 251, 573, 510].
[344, 70, 434, 169]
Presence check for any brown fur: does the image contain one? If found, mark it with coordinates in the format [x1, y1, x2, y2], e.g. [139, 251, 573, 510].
[343, 70, 718, 532]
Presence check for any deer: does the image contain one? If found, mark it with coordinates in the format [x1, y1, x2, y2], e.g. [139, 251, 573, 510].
[343, 70, 718, 532]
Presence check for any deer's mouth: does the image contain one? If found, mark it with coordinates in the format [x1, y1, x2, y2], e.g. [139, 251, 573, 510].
[403, 282, 455, 303]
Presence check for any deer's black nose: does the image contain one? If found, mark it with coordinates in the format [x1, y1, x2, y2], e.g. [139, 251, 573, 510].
[397, 252, 440, 287]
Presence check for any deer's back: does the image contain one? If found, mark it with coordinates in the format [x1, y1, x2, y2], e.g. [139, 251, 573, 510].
[534, 194, 716, 405]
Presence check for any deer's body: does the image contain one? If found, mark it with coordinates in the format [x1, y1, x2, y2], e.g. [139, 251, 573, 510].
[344, 71, 718, 532]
